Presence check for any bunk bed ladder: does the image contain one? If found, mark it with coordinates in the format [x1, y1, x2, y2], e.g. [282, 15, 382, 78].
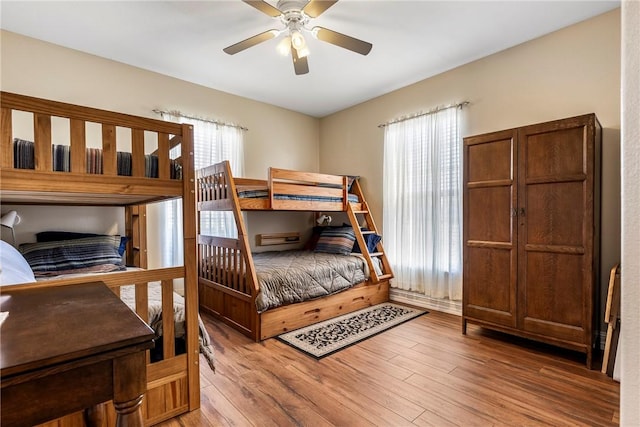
[346, 180, 394, 283]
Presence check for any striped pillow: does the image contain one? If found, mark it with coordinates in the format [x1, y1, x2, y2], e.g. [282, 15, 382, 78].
[19, 235, 125, 275]
[35, 231, 128, 256]
[314, 227, 356, 255]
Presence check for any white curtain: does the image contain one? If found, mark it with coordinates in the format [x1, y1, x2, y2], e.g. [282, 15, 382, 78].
[383, 106, 463, 300]
[159, 113, 245, 267]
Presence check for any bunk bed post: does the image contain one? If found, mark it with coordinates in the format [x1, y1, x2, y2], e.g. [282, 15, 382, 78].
[342, 175, 349, 211]
[180, 123, 200, 411]
[1, 107, 12, 168]
[125, 205, 147, 269]
[268, 166, 275, 210]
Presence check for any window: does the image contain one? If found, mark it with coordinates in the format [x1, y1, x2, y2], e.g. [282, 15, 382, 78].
[382, 106, 462, 300]
[159, 113, 245, 267]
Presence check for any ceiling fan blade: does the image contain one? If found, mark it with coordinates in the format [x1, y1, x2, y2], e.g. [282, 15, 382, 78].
[313, 26, 372, 55]
[223, 29, 279, 55]
[242, 0, 282, 17]
[302, 0, 338, 18]
[291, 42, 309, 75]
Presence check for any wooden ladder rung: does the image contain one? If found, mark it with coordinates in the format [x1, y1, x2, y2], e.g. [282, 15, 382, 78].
[352, 210, 368, 214]
[377, 274, 393, 280]
[361, 230, 375, 235]
[369, 252, 383, 257]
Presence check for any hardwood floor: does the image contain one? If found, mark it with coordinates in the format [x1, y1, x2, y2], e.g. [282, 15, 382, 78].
[158, 309, 619, 426]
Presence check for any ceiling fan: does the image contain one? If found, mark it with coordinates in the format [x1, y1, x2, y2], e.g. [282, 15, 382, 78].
[223, 0, 373, 75]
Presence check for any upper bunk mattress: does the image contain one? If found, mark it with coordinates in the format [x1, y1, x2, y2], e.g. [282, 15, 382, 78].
[238, 188, 359, 203]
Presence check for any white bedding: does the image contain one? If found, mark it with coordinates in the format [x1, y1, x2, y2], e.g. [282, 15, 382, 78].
[0, 240, 36, 285]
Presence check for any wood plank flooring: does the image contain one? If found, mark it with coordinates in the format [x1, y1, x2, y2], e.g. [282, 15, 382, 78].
[158, 309, 619, 426]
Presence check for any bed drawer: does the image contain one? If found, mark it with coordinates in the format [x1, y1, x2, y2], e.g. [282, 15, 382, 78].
[260, 281, 390, 340]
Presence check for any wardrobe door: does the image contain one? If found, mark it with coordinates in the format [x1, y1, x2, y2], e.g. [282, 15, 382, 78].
[517, 115, 599, 346]
[463, 129, 518, 328]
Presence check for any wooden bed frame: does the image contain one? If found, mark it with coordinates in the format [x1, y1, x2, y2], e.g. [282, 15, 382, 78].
[0, 91, 199, 426]
[196, 160, 393, 341]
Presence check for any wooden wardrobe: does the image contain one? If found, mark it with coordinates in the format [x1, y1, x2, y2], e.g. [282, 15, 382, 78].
[462, 114, 601, 368]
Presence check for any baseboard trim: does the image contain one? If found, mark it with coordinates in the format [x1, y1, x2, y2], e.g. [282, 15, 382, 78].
[390, 288, 462, 316]
[391, 289, 606, 349]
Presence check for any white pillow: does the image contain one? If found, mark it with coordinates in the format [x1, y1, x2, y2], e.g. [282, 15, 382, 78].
[0, 240, 36, 285]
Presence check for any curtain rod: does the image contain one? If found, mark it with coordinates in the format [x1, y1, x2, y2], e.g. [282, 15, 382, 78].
[377, 101, 470, 128]
[152, 108, 248, 131]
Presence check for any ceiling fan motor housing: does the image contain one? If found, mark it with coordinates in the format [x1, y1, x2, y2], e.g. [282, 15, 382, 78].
[277, 0, 310, 27]
[276, 0, 309, 14]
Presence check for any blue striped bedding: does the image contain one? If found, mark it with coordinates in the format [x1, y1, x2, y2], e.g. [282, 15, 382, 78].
[12, 138, 182, 179]
[238, 189, 359, 203]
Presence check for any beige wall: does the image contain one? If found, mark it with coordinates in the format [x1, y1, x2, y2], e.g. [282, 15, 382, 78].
[320, 9, 621, 328]
[0, 29, 320, 260]
[0, 31, 320, 178]
[320, 8, 619, 225]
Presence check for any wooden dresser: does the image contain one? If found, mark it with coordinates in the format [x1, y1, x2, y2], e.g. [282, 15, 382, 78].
[462, 114, 601, 368]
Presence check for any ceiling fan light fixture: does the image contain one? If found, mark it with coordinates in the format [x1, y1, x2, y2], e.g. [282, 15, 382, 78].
[290, 29, 306, 50]
[296, 46, 310, 58]
[277, 36, 292, 56]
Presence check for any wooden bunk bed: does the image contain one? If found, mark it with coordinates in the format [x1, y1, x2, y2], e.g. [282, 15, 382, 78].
[196, 160, 393, 341]
[0, 91, 201, 426]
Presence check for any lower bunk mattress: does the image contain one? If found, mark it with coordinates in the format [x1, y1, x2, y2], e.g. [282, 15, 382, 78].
[0, 240, 214, 370]
[119, 283, 215, 370]
[254, 250, 380, 313]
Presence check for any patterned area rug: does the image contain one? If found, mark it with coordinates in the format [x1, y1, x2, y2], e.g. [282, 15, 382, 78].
[277, 303, 427, 358]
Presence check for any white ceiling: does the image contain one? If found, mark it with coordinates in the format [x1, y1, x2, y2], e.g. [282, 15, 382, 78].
[0, 1, 619, 118]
